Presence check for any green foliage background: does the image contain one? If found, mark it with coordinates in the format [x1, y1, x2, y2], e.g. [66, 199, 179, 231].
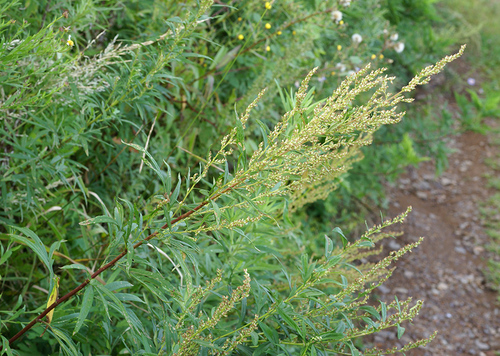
[0, 0, 489, 354]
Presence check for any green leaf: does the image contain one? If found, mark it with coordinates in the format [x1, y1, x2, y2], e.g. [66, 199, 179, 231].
[211, 200, 221, 227]
[324, 235, 333, 258]
[397, 324, 405, 339]
[255, 119, 269, 148]
[73, 285, 94, 335]
[259, 322, 279, 344]
[380, 301, 387, 322]
[50, 326, 80, 356]
[251, 331, 259, 346]
[192, 339, 224, 350]
[9, 226, 53, 277]
[60, 264, 89, 272]
[277, 306, 301, 337]
[105, 281, 133, 292]
[332, 227, 348, 249]
[235, 115, 245, 144]
[79, 215, 118, 226]
[171, 174, 182, 203]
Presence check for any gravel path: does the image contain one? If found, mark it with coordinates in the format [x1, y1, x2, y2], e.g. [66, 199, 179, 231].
[367, 128, 500, 355]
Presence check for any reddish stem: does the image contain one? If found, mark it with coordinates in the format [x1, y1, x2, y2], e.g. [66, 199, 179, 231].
[7, 179, 241, 348]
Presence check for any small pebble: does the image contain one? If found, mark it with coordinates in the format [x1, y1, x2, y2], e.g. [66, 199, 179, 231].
[474, 340, 490, 351]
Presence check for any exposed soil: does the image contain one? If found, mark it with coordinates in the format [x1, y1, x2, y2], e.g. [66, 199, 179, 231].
[367, 125, 500, 355]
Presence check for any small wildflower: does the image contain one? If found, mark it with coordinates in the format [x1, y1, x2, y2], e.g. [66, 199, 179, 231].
[335, 62, 346, 72]
[318, 76, 327, 82]
[394, 42, 405, 53]
[379, 54, 384, 59]
[351, 33, 362, 44]
[292, 30, 296, 35]
[66, 35, 74, 47]
[238, 34, 244, 40]
[265, 2, 271, 10]
[331, 10, 343, 24]
[337, 44, 342, 51]
[390, 33, 399, 41]
[62, 10, 69, 18]
[294, 81, 300, 88]
[266, 45, 271, 52]
[346, 70, 355, 76]
[238, 17, 242, 21]
[340, 0, 351, 6]
[277, 30, 282, 35]
[467, 77, 476, 86]
[339, 20, 344, 25]
[265, 23, 271, 29]
[371, 54, 376, 60]
[331, 71, 336, 75]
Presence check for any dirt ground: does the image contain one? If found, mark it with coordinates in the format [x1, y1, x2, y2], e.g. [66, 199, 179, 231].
[367, 124, 500, 355]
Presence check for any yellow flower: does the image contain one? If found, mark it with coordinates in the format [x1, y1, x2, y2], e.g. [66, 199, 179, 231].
[371, 54, 376, 60]
[277, 30, 282, 35]
[266, 45, 271, 51]
[337, 44, 342, 51]
[265, 23, 271, 29]
[265, 2, 272, 9]
[66, 35, 74, 47]
[339, 20, 344, 25]
[379, 54, 384, 59]
[292, 30, 296, 35]
[238, 17, 242, 21]
[238, 34, 244, 40]
[331, 71, 336, 75]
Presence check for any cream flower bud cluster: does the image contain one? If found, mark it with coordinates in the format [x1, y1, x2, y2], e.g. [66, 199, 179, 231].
[331, 10, 343, 23]
[388, 32, 404, 53]
[352, 33, 362, 44]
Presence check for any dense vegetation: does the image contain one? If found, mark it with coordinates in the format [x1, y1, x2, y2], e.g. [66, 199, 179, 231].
[0, 0, 496, 355]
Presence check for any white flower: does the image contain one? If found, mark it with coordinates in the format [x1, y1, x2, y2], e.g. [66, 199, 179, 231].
[390, 33, 399, 41]
[351, 33, 362, 44]
[394, 42, 405, 53]
[339, 0, 351, 6]
[346, 70, 355, 76]
[3, 39, 23, 50]
[294, 81, 300, 88]
[331, 10, 343, 23]
[335, 62, 346, 73]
